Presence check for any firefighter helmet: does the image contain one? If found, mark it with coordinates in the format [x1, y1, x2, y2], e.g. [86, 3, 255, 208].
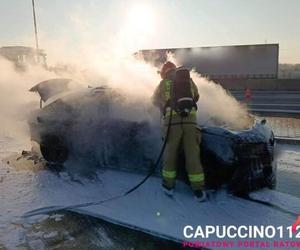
[160, 61, 176, 79]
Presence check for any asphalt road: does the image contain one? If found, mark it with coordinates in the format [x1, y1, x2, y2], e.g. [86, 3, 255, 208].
[230, 90, 300, 117]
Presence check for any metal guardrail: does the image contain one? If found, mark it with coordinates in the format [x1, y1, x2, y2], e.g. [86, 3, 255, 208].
[251, 109, 300, 114]
[231, 90, 300, 94]
[275, 136, 300, 145]
[250, 109, 300, 118]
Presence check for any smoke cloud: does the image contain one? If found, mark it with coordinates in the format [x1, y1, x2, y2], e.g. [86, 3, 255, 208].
[0, 48, 251, 149]
[0, 57, 56, 141]
[165, 53, 251, 129]
[0, 5, 252, 153]
[191, 71, 252, 129]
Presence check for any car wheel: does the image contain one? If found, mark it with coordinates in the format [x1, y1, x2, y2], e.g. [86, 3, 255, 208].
[40, 134, 69, 164]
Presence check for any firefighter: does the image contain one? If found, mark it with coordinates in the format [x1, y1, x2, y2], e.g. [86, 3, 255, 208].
[152, 61, 207, 202]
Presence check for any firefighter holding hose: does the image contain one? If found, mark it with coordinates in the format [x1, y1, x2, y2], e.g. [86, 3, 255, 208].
[152, 61, 207, 202]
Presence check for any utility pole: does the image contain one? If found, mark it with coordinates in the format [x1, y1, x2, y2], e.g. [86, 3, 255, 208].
[31, 0, 40, 63]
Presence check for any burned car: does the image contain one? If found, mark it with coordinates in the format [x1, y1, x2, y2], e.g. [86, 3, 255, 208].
[28, 78, 276, 195]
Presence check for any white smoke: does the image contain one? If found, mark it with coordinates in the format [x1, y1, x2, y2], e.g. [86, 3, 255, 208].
[0, 49, 251, 148]
[191, 71, 252, 129]
[0, 57, 56, 140]
[165, 53, 252, 129]
[0, 3, 252, 147]
[53, 48, 251, 130]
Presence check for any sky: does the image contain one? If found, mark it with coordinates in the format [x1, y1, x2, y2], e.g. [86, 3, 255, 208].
[0, 0, 299, 64]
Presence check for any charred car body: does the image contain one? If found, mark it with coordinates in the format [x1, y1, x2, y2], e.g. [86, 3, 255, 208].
[28, 78, 276, 195]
